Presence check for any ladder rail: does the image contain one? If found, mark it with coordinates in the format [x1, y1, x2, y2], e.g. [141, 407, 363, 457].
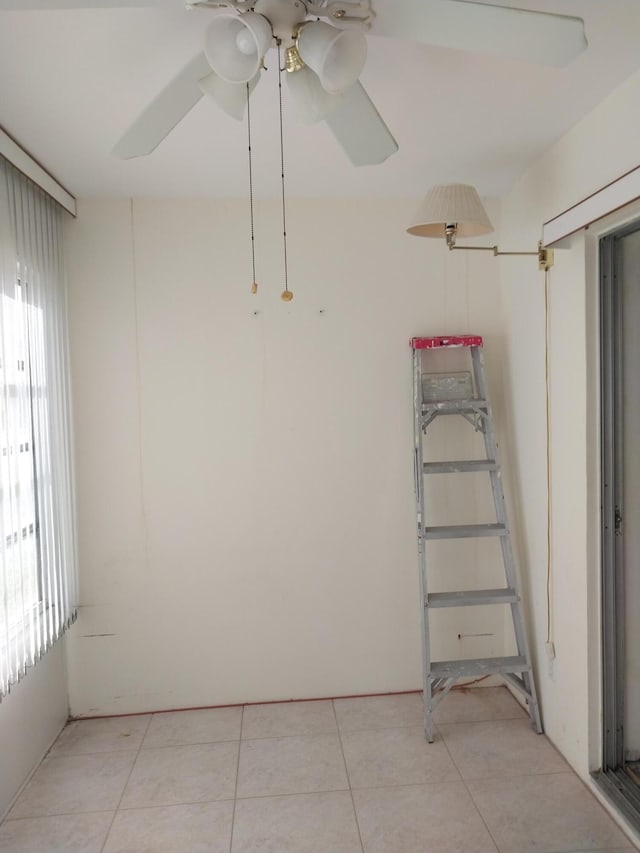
[471, 346, 542, 733]
[412, 346, 434, 742]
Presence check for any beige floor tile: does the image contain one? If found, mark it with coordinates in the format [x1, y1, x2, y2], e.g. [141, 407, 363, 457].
[334, 694, 423, 733]
[50, 716, 151, 757]
[103, 801, 234, 853]
[236, 734, 348, 798]
[0, 812, 113, 853]
[231, 791, 363, 853]
[437, 718, 568, 779]
[9, 752, 137, 819]
[467, 773, 629, 853]
[353, 782, 499, 853]
[433, 686, 527, 724]
[120, 742, 238, 809]
[142, 707, 241, 748]
[242, 700, 337, 740]
[342, 726, 460, 788]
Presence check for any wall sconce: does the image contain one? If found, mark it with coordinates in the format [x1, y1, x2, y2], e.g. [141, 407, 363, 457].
[407, 183, 553, 271]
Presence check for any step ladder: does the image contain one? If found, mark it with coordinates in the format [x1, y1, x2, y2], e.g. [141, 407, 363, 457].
[411, 334, 542, 742]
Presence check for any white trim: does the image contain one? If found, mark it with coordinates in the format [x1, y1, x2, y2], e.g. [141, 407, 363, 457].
[542, 165, 640, 247]
[0, 128, 76, 217]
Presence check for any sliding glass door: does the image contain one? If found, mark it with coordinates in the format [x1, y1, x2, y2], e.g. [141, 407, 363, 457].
[597, 221, 640, 825]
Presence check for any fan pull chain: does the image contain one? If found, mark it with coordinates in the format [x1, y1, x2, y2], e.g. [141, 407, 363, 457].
[247, 81, 258, 294]
[277, 44, 293, 302]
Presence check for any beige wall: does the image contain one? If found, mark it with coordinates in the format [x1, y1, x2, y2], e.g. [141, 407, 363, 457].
[63, 196, 507, 717]
[0, 641, 68, 819]
[499, 67, 640, 780]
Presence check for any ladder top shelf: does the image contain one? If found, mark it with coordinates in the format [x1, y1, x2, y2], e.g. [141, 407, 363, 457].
[411, 335, 483, 350]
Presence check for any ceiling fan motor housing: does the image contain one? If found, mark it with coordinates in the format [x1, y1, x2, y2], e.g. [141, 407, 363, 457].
[253, 0, 307, 44]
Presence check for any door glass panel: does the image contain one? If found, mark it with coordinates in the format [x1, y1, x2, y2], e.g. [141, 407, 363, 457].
[621, 229, 640, 764]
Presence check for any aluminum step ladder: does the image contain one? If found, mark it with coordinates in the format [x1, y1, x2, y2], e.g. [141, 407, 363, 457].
[411, 334, 542, 742]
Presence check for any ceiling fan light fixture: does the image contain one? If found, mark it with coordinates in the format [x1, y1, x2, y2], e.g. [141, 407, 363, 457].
[204, 12, 273, 84]
[286, 65, 343, 124]
[198, 70, 260, 121]
[407, 184, 494, 243]
[297, 21, 367, 94]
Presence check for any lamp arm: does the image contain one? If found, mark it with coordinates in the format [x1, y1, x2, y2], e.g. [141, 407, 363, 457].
[451, 242, 554, 271]
[450, 245, 498, 253]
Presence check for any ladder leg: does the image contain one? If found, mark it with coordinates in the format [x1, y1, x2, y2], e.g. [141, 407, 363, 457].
[413, 348, 433, 742]
[522, 669, 543, 733]
[424, 679, 435, 743]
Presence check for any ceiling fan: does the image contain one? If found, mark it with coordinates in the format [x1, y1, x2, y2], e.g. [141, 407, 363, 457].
[1, 0, 588, 166]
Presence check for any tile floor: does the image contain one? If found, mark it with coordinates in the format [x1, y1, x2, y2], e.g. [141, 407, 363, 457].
[1, 686, 637, 853]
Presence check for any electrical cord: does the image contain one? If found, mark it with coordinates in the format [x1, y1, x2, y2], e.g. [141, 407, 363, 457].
[545, 267, 553, 646]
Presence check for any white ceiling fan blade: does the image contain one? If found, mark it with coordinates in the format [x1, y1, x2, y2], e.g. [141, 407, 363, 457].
[324, 81, 398, 166]
[372, 0, 587, 67]
[112, 53, 212, 160]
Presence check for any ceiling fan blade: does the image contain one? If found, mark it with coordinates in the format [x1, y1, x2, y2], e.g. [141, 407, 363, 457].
[324, 81, 398, 166]
[372, 0, 587, 67]
[112, 53, 212, 160]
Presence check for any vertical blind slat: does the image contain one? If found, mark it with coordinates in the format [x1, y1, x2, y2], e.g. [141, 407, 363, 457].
[0, 155, 77, 700]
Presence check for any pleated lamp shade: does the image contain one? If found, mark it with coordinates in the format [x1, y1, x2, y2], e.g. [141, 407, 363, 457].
[407, 184, 494, 238]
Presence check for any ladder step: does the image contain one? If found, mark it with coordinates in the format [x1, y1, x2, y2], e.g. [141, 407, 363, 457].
[429, 656, 529, 680]
[421, 398, 488, 415]
[424, 523, 507, 540]
[423, 459, 497, 474]
[427, 589, 519, 608]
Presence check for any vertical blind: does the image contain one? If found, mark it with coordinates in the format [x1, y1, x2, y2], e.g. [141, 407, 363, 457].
[0, 155, 77, 700]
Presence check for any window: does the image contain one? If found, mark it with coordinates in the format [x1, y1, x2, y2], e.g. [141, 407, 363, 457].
[1, 281, 41, 630]
[0, 156, 77, 699]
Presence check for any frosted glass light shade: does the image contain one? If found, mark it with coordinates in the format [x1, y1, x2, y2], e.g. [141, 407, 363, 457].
[286, 66, 343, 123]
[407, 184, 494, 238]
[198, 70, 260, 120]
[204, 12, 273, 84]
[297, 21, 366, 94]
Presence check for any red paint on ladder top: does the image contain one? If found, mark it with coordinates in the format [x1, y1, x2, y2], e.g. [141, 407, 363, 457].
[411, 335, 483, 350]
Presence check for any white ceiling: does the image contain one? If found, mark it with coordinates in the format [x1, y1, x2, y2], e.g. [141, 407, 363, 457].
[1, 0, 640, 200]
